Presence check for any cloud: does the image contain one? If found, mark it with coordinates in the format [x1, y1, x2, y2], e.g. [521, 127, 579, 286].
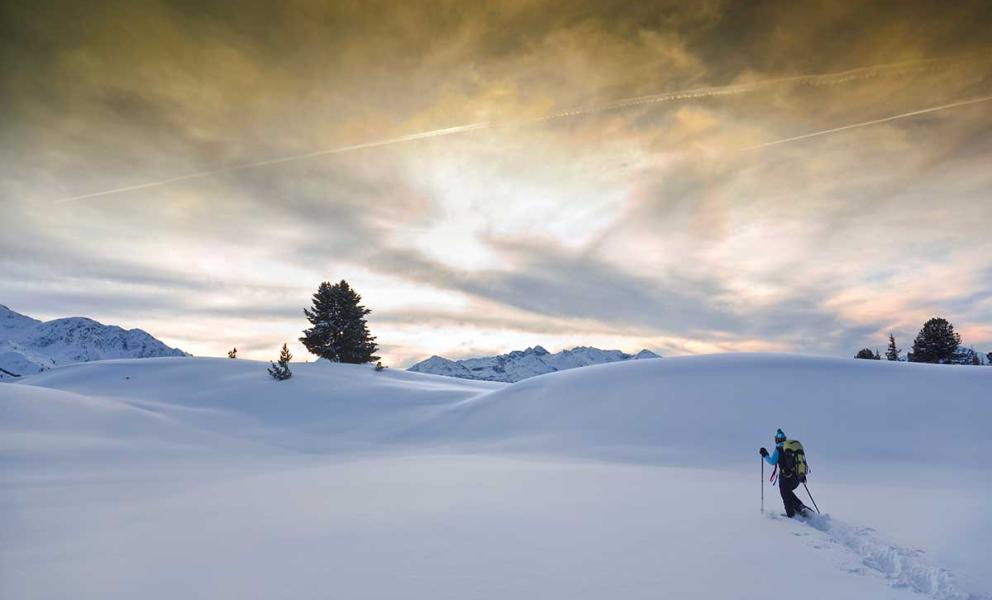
[2, 0, 991, 362]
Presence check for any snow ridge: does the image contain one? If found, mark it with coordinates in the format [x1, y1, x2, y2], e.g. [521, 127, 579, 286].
[0, 305, 188, 377]
[408, 345, 661, 382]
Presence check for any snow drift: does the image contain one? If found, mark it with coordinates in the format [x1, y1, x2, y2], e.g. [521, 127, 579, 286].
[14, 353, 989, 467]
[7, 357, 499, 458]
[414, 354, 992, 466]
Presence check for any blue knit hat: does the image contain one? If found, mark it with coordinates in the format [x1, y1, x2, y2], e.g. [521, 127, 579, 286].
[774, 429, 786, 442]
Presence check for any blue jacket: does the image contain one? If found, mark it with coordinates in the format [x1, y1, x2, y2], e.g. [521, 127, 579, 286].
[764, 441, 784, 466]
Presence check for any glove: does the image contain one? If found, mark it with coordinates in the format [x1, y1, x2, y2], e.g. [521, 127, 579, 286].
[759, 447, 769, 457]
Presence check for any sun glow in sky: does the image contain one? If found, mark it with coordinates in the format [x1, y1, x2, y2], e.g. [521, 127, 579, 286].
[2, 1, 991, 366]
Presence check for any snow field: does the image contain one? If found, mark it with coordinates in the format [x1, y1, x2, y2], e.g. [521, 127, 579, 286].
[1, 353, 989, 599]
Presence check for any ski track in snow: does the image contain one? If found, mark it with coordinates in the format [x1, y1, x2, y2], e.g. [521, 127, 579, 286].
[770, 512, 990, 600]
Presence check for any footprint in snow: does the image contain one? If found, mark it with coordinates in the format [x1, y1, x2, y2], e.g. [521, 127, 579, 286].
[773, 512, 985, 600]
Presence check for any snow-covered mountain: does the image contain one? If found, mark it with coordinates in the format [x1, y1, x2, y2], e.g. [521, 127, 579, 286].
[408, 345, 660, 382]
[0, 304, 188, 378]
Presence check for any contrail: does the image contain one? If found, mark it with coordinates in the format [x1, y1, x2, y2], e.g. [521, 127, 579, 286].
[54, 121, 494, 204]
[531, 56, 961, 123]
[742, 95, 992, 150]
[54, 55, 980, 204]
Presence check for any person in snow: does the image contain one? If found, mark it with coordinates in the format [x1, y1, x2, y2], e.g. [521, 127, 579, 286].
[760, 429, 810, 518]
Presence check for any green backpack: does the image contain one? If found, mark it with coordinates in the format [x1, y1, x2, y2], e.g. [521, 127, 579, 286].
[779, 440, 809, 479]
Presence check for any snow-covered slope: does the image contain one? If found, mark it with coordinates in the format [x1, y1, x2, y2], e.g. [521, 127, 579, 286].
[2, 354, 990, 599]
[13, 353, 987, 472]
[0, 304, 188, 377]
[408, 344, 660, 382]
[412, 354, 992, 465]
[10, 357, 501, 456]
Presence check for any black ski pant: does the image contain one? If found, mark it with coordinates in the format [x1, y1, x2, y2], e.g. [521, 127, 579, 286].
[779, 474, 805, 517]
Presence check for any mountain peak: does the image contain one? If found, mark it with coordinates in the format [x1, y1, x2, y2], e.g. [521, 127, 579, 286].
[1, 304, 41, 330]
[0, 306, 188, 378]
[408, 345, 662, 383]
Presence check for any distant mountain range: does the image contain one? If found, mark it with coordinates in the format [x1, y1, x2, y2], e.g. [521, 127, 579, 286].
[0, 304, 188, 378]
[408, 345, 661, 382]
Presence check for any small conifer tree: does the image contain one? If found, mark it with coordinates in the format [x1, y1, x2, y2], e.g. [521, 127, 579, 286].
[268, 343, 293, 380]
[884, 334, 900, 361]
[855, 348, 878, 360]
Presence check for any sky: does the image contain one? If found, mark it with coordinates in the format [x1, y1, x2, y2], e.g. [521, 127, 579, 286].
[2, 0, 991, 366]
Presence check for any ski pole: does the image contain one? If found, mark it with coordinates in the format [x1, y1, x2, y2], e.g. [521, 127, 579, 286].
[760, 457, 764, 514]
[802, 481, 820, 514]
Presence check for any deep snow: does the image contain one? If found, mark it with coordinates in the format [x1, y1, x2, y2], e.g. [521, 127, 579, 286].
[1, 354, 990, 599]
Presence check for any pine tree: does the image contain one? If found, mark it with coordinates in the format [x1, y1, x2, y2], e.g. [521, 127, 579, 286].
[300, 280, 380, 363]
[228, 347, 238, 359]
[910, 317, 961, 363]
[987, 352, 992, 366]
[268, 343, 293, 380]
[855, 348, 878, 360]
[946, 347, 980, 366]
[885, 334, 901, 361]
